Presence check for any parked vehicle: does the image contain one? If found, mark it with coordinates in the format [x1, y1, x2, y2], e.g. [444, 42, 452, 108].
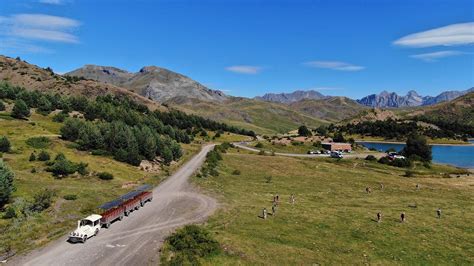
[69, 185, 153, 243]
[69, 214, 102, 243]
[330, 151, 343, 158]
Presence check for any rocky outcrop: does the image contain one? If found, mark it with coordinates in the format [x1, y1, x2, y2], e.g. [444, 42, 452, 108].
[255, 90, 326, 104]
[67, 65, 227, 103]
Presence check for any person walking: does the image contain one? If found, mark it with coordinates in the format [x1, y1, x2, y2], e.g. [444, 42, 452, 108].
[263, 208, 267, 219]
[400, 212, 406, 223]
[366, 187, 372, 194]
[380, 183, 384, 190]
[272, 203, 277, 216]
[377, 212, 382, 223]
[290, 194, 295, 205]
[437, 208, 442, 219]
[416, 184, 420, 190]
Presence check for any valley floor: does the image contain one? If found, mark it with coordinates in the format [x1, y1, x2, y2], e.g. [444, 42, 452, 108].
[194, 149, 474, 264]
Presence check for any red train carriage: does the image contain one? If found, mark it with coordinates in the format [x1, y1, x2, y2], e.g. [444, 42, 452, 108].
[98, 184, 153, 228]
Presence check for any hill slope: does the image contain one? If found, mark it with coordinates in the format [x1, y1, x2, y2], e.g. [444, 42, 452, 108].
[405, 92, 474, 126]
[289, 96, 368, 122]
[67, 65, 227, 103]
[165, 97, 328, 135]
[0, 55, 162, 110]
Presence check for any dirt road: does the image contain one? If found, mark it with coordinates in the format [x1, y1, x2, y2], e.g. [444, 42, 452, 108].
[10, 144, 217, 266]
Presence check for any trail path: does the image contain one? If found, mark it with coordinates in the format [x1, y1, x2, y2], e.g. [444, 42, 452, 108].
[10, 144, 217, 266]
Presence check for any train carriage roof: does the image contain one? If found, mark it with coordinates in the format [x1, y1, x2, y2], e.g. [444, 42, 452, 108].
[99, 199, 122, 210]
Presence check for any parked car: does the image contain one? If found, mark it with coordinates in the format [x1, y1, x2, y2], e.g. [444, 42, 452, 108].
[330, 151, 343, 158]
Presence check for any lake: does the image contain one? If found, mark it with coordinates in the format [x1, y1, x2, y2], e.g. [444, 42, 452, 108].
[358, 141, 474, 169]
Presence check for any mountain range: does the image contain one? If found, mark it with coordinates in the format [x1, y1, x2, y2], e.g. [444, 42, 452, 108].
[66, 65, 227, 103]
[356, 89, 474, 108]
[2, 55, 473, 134]
[255, 90, 326, 104]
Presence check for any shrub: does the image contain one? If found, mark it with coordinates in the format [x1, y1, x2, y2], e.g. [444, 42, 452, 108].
[97, 172, 113, 180]
[29, 152, 36, 161]
[258, 150, 266, 155]
[391, 158, 412, 168]
[365, 155, 377, 161]
[52, 112, 68, 123]
[29, 189, 55, 212]
[0, 100, 5, 111]
[255, 142, 264, 148]
[26, 136, 51, 149]
[165, 225, 220, 265]
[63, 194, 77, 201]
[0, 160, 15, 208]
[405, 170, 414, 177]
[37, 150, 50, 161]
[45, 153, 88, 177]
[265, 175, 272, 183]
[3, 206, 16, 219]
[232, 169, 241, 175]
[378, 156, 390, 164]
[298, 125, 312, 137]
[31, 168, 36, 173]
[11, 99, 30, 119]
[0, 136, 11, 152]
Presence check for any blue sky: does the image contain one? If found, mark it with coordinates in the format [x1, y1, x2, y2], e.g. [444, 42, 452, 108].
[0, 0, 473, 99]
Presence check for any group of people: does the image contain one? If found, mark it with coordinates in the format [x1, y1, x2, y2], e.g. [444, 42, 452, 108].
[262, 194, 295, 219]
[372, 183, 443, 223]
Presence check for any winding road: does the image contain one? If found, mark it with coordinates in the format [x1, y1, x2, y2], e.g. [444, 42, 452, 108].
[233, 142, 385, 159]
[10, 144, 217, 266]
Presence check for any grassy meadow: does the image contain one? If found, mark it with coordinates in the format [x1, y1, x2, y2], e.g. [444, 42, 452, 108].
[0, 111, 201, 255]
[194, 149, 474, 265]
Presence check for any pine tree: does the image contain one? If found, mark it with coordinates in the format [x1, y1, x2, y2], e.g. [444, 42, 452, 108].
[0, 160, 15, 208]
[11, 99, 30, 119]
[0, 136, 11, 152]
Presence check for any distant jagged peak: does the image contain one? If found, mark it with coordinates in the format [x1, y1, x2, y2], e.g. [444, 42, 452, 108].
[255, 89, 326, 104]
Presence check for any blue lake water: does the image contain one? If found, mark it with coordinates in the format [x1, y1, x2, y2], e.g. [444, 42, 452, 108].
[358, 141, 474, 169]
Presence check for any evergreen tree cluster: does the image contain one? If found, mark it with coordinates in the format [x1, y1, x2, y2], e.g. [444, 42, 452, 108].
[0, 160, 15, 209]
[0, 82, 254, 166]
[336, 118, 473, 141]
[61, 118, 182, 165]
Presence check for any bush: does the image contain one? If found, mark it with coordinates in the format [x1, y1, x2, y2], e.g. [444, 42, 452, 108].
[298, 125, 312, 137]
[31, 168, 36, 173]
[11, 99, 30, 119]
[391, 158, 412, 168]
[258, 150, 266, 155]
[29, 152, 36, 161]
[405, 170, 414, 177]
[28, 189, 55, 212]
[255, 142, 264, 148]
[165, 225, 220, 265]
[97, 172, 114, 180]
[63, 194, 77, 201]
[232, 169, 241, 175]
[3, 206, 16, 219]
[265, 175, 272, 183]
[365, 155, 377, 161]
[45, 153, 88, 177]
[378, 156, 390, 164]
[0, 136, 11, 152]
[0, 100, 5, 111]
[26, 137, 51, 149]
[0, 160, 15, 208]
[37, 150, 50, 161]
[52, 112, 68, 123]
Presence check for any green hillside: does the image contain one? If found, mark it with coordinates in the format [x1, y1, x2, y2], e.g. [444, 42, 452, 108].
[167, 97, 328, 135]
[191, 149, 473, 265]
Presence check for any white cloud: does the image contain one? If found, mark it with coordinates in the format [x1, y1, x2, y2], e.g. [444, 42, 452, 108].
[394, 22, 474, 48]
[410, 50, 464, 62]
[0, 38, 53, 54]
[0, 13, 80, 47]
[303, 61, 365, 71]
[13, 14, 80, 29]
[225, 65, 262, 74]
[39, 0, 64, 4]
